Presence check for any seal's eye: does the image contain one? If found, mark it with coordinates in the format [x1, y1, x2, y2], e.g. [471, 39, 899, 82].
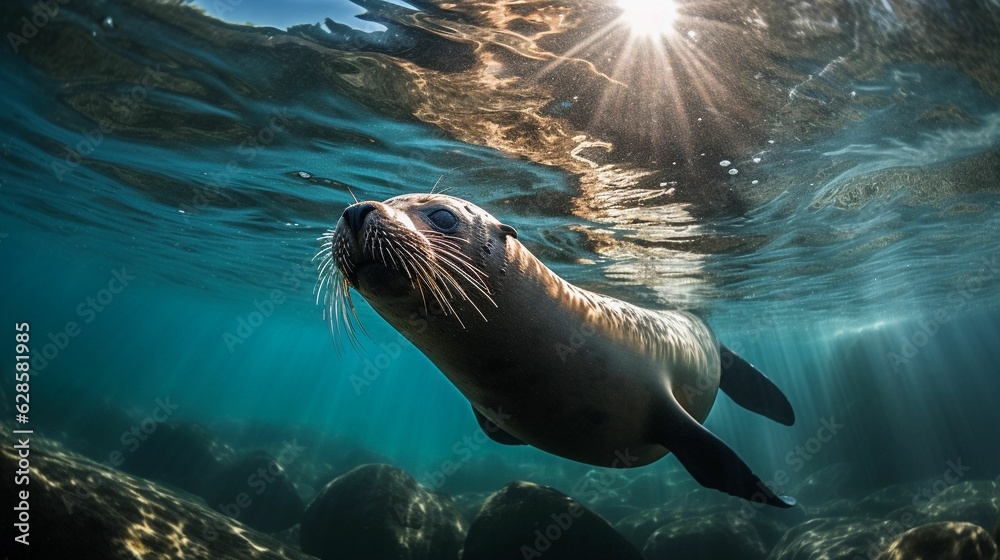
[427, 209, 459, 232]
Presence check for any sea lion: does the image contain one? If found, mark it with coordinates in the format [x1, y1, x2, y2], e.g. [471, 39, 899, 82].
[315, 194, 796, 507]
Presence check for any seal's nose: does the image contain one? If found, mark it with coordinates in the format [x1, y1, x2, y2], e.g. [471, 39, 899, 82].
[343, 202, 376, 235]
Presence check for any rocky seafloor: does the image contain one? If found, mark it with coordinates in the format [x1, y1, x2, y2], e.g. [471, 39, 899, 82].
[2, 414, 998, 560]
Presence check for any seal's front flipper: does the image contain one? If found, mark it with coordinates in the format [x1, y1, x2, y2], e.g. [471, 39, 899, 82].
[473, 406, 525, 446]
[659, 401, 795, 508]
[719, 345, 795, 426]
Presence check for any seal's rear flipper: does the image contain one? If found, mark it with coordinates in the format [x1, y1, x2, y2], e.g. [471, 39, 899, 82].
[473, 406, 526, 446]
[659, 401, 796, 508]
[719, 345, 795, 426]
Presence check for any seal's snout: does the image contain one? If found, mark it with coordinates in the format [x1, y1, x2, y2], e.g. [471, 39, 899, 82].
[343, 202, 376, 235]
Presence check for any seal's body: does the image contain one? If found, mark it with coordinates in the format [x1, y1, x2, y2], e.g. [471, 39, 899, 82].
[317, 194, 796, 507]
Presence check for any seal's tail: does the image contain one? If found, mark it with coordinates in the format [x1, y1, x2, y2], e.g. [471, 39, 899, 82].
[718, 344, 796, 426]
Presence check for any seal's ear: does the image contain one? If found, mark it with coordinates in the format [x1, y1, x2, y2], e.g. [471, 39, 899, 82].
[499, 223, 518, 239]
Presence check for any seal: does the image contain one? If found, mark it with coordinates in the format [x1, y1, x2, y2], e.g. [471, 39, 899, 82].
[316, 194, 797, 507]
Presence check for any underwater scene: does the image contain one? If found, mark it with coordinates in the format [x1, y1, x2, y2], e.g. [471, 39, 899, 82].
[2, 0, 1000, 558]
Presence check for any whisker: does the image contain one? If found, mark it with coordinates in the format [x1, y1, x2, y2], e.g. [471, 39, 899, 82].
[429, 175, 446, 195]
[314, 233, 368, 355]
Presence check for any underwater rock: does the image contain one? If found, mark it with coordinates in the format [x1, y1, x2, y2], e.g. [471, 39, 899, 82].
[300, 463, 465, 560]
[272, 523, 301, 550]
[857, 484, 925, 517]
[204, 451, 305, 534]
[122, 422, 236, 497]
[767, 517, 902, 560]
[874, 522, 998, 560]
[452, 491, 493, 521]
[0, 429, 316, 559]
[33, 393, 139, 463]
[807, 498, 862, 519]
[615, 486, 794, 545]
[615, 488, 798, 552]
[614, 489, 734, 547]
[642, 513, 768, 560]
[462, 481, 643, 560]
[896, 480, 1000, 533]
[994, 511, 999, 549]
[571, 467, 699, 523]
[266, 429, 391, 502]
[791, 462, 868, 504]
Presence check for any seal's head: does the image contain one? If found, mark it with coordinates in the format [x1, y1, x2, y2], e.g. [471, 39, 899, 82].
[315, 194, 517, 347]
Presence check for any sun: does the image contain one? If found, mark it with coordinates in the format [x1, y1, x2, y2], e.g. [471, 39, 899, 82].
[617, 0, 679, 38]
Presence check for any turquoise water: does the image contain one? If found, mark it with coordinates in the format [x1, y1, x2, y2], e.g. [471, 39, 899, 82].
[1, 0, 999, 558]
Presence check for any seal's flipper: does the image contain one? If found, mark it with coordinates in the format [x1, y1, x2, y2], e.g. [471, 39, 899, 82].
[659, 401, 796, 508]
[473, 406, 525, 446]
[719, 345, 795, 426]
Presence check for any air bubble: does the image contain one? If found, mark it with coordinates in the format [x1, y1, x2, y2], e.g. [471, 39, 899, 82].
[728, 168, 738, 175]
[752, 157, 761, 163]
[719, 160, 731, 167]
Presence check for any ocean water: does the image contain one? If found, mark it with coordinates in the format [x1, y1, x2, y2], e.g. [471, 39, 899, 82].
[1, 0, 999, 558]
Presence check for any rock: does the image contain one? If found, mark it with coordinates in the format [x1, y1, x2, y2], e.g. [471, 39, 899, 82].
[272, 523, 301, 549]
[616, 505, 676, 548]
[643, 513, 767, 560]
[283, 432, 390, 501]
[858, 484, 922, 517]
[204, 451, 305, 534]
[994, 511, 999, 549]
[615, 488, 739, 547]
[893, 480, 1000, 533]
[767, 517, 903, 560]
[615, 486, 802, 550]
[875, 522, 998, 560]
[452, 491, 492, 520]
[791, 462, 867, 504]
[462, 481, 643, 560]
[37, 394, 139, 463]
[572, 467, 698, 523]
[807, 498, 861, 519]
[122, 422, 236, 497]
[0, 429, 315, 559]
[300, 464, 465, 560]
